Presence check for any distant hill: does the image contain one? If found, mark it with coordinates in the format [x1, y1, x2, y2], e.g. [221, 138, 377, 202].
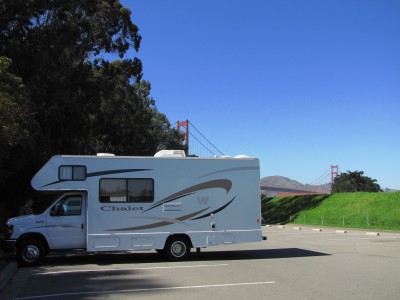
[383, 188, 399, 193]
[260, 176, 330, 197]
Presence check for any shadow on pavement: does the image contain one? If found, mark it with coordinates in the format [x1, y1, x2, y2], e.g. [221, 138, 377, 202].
[193, 248, 330, 261]
[1, 248, 330, 299]
[39, 247, 330, 267]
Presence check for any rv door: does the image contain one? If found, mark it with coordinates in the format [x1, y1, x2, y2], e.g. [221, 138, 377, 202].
[47, 193, 87, 249]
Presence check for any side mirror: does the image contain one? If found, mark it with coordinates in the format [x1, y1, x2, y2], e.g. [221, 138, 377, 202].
[50, 203, 65, 216]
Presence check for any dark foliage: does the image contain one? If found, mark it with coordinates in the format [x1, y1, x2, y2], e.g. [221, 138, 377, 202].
[0, 0, 183, 221]
[331, 171, 381, 193]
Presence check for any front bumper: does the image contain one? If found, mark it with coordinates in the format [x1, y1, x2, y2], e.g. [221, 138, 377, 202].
[1, 239, 16, 253]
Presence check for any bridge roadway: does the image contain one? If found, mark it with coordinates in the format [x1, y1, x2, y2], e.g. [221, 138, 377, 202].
[1, 225, 400, 299]
[260, 186, 315, 194]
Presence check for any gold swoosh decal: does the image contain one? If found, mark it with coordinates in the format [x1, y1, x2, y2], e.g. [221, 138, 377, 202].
[143, 179, 232, 213]
[106, 207, 210, 231]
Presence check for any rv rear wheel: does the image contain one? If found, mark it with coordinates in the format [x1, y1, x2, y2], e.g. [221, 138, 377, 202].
[164, 237, 190, 261]
[16, 239, 45, 267]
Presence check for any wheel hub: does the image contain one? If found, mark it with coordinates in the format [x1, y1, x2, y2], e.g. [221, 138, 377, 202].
[172, 241, 185, 257]
[23, 245, 40, 262]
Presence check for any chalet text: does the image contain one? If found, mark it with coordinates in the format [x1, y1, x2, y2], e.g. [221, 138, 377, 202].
[101, 206, 144, 211]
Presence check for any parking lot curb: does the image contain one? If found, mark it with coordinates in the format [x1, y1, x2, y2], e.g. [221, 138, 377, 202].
[366, 232, 380, 236]
[0, 261, 17, 291]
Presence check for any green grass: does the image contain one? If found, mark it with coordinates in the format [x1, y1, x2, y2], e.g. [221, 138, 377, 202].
[261, 192, 400, 230]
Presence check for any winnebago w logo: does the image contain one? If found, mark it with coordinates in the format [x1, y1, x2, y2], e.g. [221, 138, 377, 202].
[197, 196, 209, 205]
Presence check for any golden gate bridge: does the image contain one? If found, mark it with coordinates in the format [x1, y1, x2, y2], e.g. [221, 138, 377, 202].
[176, 119, 339, 192]
[176, 119, 225, 157]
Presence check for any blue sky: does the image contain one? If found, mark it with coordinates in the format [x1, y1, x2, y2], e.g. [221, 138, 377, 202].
[120, 0, 400, 189]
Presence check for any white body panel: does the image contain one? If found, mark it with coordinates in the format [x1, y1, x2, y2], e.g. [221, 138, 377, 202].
[19, 154, 262, 253]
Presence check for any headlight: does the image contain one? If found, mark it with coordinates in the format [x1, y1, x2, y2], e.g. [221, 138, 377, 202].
[5, 225, 13, 239]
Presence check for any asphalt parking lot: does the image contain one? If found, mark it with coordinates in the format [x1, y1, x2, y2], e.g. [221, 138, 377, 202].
[1, 225, 400, 300]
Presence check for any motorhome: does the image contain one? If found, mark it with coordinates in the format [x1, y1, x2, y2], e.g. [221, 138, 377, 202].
[4, 150, 265, 266]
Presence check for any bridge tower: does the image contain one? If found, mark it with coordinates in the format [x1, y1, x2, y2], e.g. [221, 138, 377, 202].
[176, 119, 224, 157]
[331, 165, 339, 192]
[176, 120, 189, 154]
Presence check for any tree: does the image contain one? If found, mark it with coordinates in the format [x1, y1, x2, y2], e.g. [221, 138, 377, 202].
[0, 56, 38, 183]
[0, 56, 39, 222]
[0, 1, 184, 221]
[89, 61, 184, 155]
[0, 0, 144, 155]
[0, 0, 183, 158]
[331, 171, 381, 193]
[0, 57, 33, 152]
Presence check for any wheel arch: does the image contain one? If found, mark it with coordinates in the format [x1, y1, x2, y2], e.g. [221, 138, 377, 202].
[16, 232, 50, 253]
[165, 233, 193, 248]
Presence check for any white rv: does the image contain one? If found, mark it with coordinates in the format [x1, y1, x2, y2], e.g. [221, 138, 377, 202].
[4, 150, 265, 266]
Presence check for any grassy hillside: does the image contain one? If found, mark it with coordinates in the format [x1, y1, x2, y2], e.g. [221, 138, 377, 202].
[261, 192, 400, 230]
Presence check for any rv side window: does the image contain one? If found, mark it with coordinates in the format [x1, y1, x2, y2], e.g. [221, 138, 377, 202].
[59, 165, 86, 181]
[99, 179, 127, 202]
[128, 179, 154, 203]
[99, 179, 154, 203]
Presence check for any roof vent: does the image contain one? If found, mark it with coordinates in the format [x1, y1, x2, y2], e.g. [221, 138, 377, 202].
[154, 150, 186, 157]
[97, 153, 115, 157]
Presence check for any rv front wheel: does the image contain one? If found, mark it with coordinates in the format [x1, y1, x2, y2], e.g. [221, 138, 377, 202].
[16, 239, 45, 267]
[165, 237, 190, 261]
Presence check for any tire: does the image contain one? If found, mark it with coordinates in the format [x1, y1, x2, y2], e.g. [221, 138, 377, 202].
[16, 239, 46, 267]
[164, 236, 190, 261]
